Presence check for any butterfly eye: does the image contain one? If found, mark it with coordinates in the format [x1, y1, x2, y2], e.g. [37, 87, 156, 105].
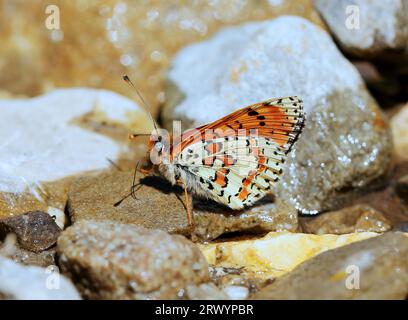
[154, 141, 163, 152]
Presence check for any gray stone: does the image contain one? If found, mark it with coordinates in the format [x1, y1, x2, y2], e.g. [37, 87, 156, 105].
[252, 232, 408, 299]
[314, 0, 408, 56]
[163, 16, 393, 214]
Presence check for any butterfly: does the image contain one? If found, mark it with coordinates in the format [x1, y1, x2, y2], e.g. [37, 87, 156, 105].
[121, 76, 305, 227]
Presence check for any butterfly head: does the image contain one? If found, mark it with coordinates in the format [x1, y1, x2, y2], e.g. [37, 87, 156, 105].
[148, 134, 164, 154]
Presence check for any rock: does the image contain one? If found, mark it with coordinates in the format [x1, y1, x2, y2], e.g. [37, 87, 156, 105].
[0, 234, 56, 268]
[302, 204, 391, 235]
[192, 196, 298, 241]
[391, 103, 408, 161]
[338, 162, 408, 226]
[253, 232, 408, 299]
[164, 16, 393, 215]
[68, 169, 297, 240]
[0, 211, 61, 253]
[0, 89, 151, 221]
[9, 248, 56, 269]
[209, 266, 272, 295]
[199, 231, 380, 280]
[395, 175, 408, 201]
[0, 0, 323, 113]
[314, 0, 408, 56]
[68, 170, 191, 235]
[0, 256, 80, 300]
[185, 283, 228, 300]
[57, 220, 209, 299]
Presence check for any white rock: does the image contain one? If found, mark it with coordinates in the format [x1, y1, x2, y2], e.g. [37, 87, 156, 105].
[167, 16, 361, 127]
[314, 0, 408, 53]
[0, 88, 151, 194]
[0, 256, 81, 300]
[47, 206, 67, 229]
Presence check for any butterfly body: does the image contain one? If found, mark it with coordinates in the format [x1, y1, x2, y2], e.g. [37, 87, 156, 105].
[149, 97, 306, 210]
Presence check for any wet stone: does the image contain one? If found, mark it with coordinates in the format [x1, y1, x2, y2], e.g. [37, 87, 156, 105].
[0, 211, 61, 253]
[301, 204, 391, 235]
[252, 232, 408, 300]
[57, 220, 209, 300]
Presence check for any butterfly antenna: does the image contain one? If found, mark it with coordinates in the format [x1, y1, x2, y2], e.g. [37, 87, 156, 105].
[113, 160, 142, 207]
[123, 75, 159, 134]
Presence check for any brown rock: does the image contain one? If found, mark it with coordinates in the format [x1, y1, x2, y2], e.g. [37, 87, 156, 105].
[252, 232, 408, 300]
[193, 196, 298, 241]
[302, 204, 391, 235]
[0, 235, 56, 268]
[57, 220, 209, 299]
[68, 170, 192, 235]
[0, 211, 61, 253]
[68, 170, 297, 240]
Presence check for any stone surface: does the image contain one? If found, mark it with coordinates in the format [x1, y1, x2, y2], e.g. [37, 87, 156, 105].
[0, 89, 151, 220]
[0, 0, 323, 116]
[57, 220, 209, 300]
[0, 233, 56, 268]
[314, 0, 408, 56]
[164, 16, 393, 215]
[68, 170, 192, 235]
[199, 231, 379, 280]
[253, 232, 408, 299]
[391, 103, 408, 161]
[0, 256, 80, 300]
[209, 266, 272, 296]
[396, 175, 408, 201]
[0, 211, 61, 253]
[185, 283, 228, 300]
[302, 204, 391, 235]
[192, 196, 299, 241]
[68, 169, 298, 240]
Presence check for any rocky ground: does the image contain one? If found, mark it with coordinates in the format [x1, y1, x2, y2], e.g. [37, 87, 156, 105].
[0, 0, 407, 300]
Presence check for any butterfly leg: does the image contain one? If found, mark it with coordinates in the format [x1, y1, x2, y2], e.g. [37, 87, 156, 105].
[176, 179, 193, 227]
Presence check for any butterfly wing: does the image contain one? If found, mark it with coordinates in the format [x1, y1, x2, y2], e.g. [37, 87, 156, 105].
[174, 96, 305, 209]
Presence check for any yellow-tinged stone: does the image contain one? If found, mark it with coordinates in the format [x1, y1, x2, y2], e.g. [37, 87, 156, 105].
[391, 103, 408, 161]
[198, 231, 381, 279]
